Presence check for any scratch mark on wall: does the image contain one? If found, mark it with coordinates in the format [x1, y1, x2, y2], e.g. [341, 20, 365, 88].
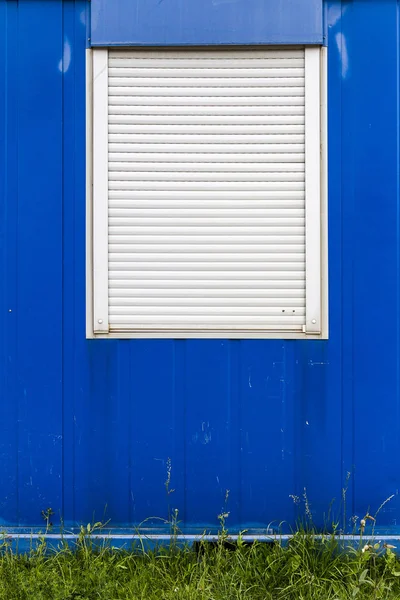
[335, 31, 349, 79]
[58, 38, 71, 73]
[49, 434, 63, 445]
[328, 3, 348, 28]
[203, 432, 212, 444]
[202, 422, 212, 444]
[308, 360, 330, 367]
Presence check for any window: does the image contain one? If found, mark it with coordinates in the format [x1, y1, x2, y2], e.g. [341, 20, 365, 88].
[87, 47, 327, 339]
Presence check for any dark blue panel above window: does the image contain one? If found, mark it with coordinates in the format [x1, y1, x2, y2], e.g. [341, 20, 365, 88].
[90, 0, 324, 46]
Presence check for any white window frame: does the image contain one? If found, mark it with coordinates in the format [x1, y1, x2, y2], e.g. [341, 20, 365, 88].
[86, 46, 328, 340]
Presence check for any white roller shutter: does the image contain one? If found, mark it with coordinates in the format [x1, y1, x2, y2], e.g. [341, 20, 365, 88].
[90, 47, 325, 338]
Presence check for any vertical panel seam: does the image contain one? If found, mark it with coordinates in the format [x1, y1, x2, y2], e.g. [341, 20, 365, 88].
[61, 0, 66, 526]
[396, 0, 400, 494]
[15, 0, 20, 525]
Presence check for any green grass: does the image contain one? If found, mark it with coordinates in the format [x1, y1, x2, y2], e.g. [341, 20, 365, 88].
[1, 528, 400, 600]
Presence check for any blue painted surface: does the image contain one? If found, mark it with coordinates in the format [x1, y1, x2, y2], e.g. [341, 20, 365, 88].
[91, 0, 324, 46]
[0, 0, 400, 535]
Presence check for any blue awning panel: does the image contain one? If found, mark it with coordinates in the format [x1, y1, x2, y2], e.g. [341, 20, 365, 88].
[90, 0, 324, 46]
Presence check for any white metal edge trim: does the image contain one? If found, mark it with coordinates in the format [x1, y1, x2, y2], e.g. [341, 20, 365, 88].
[86, 50, 94, 339]
[93, 49, 109, 333]
[304, 47, 321, 334]
[91, 331, 323, 340]
[320, 46, 329, 340]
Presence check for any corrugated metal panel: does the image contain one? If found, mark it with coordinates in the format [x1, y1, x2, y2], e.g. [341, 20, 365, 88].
[107, 48, 306, 332]
[1, 0, 400, 535]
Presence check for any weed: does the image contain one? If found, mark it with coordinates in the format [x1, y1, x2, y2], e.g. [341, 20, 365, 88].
[0, 518, 400, 599]
[0, 487, 399, 599]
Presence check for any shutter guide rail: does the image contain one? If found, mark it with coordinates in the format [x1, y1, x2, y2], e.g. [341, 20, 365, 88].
[92, 49, 110, 333]
[304, 47, 322, 335]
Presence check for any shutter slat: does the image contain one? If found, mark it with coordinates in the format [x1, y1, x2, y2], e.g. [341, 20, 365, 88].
[109, 181, 304, 191]
[109, 170, 305, 181]
[110, 203, 303, 212]
[109, 279, 306, 298]
[109, 298, 304, 308]
[109, 226, 306, 235]
[109, 263, 305, 271]
[109, 59, 305, 69]
[109, 95, 305, 106]
[109, 218, 305, 227]
[109, 165, 305, 176]
[109, 114, 305, 125]
[110, 253, 305, 263]
[108, 134, 305, 144]
[109, 87, 305, 97]
[109, 49, 304, 59]
[107, 47, 307, 332]
[109, 279, 305, 288]
[109, 68, 305, 78]
[110, 307, 305, 317]
[109, 77, 305, 88]
[108, 153, 305, 164]
[108, 316, 305, 325]
[109, 124, 305, 134]
[109, 243, 304, 251]
[108, 238, 305, 246]
[109, 288, 305, 297]
[109, 144, 305, 154]
[109, 177, 305, 188]
[109, 190, 304, 198]
[109, 271, 305, 280]
[109, 105, 305, 115]
[108, 144, 304, 154]
[109, 210, 304, 219]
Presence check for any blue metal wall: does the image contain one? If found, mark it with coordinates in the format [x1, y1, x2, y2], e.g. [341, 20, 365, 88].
[0, 0, 399, 534]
